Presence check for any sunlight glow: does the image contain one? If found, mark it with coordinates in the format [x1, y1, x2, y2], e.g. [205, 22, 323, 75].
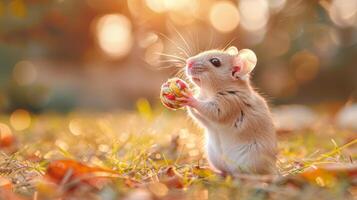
[144, 39, 164, 66]
[145, 0, 193, 13]
[148, 182, 168, 197]
[262, 30, 291, 57]
[209, 1, 240, 33]
[164, 0, 192, 11]
[268, 0, 286, 13]
[10, 109, 31, 131]
[69, 119, 82, 136]
[146, 0, 166, 12]
[239, 0, 269, 31]
[0, 123, 12, 140]
[55, 139, 69, 150]
[291, 51, 320, 83]
[96, 14, 133, 59]
[329, 0, 357, 27]
[13, 61, 37, 86]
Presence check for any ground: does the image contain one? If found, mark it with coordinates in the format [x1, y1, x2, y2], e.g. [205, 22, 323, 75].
[0, 104, 356, 200]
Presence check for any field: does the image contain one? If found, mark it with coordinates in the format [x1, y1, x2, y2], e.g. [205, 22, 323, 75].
[0, 104, 356, 200]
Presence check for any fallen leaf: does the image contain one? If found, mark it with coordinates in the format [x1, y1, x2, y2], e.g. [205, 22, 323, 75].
[158, 166, 185, 188]
[301, 163, 357, 187]
[0, 134, 15, 148]
[45, 160, 117, 189]
[0, 131, 17, 153]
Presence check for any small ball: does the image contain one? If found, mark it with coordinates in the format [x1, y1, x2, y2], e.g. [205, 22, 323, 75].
[160, 78, 191, 110]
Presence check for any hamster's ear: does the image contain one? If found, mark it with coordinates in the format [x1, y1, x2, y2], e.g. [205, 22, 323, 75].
[225, 46, 238, 56]
[231, 49, 257, 80]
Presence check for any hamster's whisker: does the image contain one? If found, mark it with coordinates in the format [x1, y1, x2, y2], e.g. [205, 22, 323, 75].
[222, 37, 238, 51]
[157, 64, 183, 70]
[157, 32, 190, 58]
[195, 31, 200, 54]
[155, 53, 186, 62]
[158, 59, 185, 64]
[187, 31, 197, 55]
[168, 23, 193, 56]
[206, 29, 212, 51]
[207, 28, 216, 51]
[157, 61, 185, 68]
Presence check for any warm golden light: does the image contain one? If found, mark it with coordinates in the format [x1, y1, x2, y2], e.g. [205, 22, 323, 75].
[239, 0, 269, 31]
[13, 60, 37, 86]
[96, 14, 133, 59]
[268, 0, 286, 13]
[148, 182, 168, 197]
[164, 0, 192, 11]
[209, 1, 240, 33]
[0, 123, 12, 139]
[69, 119, 82, 136]
[291, 50, 320, 83]
[146, 0, 166, 12]
[328, 0, 357, 28]
[138, 32, 159, 48]
[55, 139, 69, 150]
[144, 39, 164, 66]
[145, 0, 193, 13]
[10, 109, 31, 131]
[263, 31, 291, 57]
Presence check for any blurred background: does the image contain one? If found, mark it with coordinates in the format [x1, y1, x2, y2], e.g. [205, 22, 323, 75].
[0, 0, 356, 113]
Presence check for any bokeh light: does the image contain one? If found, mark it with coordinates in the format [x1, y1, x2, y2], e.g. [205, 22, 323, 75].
[69, 119, 82, 136]
[13, 60, 37, 86]
[164, 0, 192, 11]
[146, 0, 167, 13]
[55, 139, 69, 150]
[245, 29, 267, 45]
[260, 66, 298, 98]
[209, 1, 240, 33]
[95, 14, 133, 59]
[0, 123, 14, 147]
[262, 30, 291, 57]
[268, 0, 286, 13]
[10, 109, 31, 131]
[311, 25, 340, 58]
[148, 182, 168, 197]
[145, 39, 164, 66]
[128, 0, 145, 17]
[0, 123, 12, 139]
[328, 0, 357, 28]
[239, 0, 269, 31]
[0, 0, 356, 113]
[145, 0, 193, 13]
[138, 32, 159, 48]
[291, 50, 320, 84]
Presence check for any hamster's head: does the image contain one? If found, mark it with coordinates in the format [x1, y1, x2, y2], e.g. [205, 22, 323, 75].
[185, 46, 257, 91]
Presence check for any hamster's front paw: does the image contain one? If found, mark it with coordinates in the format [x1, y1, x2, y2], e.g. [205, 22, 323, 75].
[177, 93, 198, 108]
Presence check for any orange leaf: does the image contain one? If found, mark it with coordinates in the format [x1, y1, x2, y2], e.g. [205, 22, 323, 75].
[159, 166, 185, 189]
[301, 163, 357, 187]
[0, 134, 15, 148]
[45, 160, 117, 188]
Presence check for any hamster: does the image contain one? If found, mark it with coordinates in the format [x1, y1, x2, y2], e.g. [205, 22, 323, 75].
[179, 46, 277, 175]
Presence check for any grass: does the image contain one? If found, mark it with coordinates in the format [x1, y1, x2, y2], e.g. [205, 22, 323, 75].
[0, 104, 356, 200]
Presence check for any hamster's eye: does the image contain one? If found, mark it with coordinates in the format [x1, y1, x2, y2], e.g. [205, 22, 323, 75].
[209, 58, 221, 67]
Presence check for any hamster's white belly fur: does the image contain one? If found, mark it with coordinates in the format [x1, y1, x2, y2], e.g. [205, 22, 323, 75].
[204, 125, 276, 174]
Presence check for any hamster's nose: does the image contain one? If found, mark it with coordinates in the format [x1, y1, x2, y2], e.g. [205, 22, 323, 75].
[187, 61, 195, 69]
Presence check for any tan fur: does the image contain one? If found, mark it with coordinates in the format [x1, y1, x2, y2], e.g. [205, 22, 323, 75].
[184, 48, 277, 175]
